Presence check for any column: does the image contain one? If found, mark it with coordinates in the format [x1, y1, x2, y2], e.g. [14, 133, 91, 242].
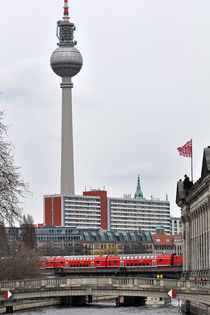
[60, 77, 75, 195]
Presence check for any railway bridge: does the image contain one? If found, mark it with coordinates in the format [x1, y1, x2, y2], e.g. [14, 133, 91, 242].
[0, 276, 209, 314]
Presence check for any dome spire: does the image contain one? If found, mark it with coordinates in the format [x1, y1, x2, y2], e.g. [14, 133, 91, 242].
[134, 175, 143, 199]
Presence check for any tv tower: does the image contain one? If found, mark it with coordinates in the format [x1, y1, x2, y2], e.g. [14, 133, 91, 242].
[50, 0, 83, 195]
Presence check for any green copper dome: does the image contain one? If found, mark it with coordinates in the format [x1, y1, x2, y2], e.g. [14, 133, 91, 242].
[134, 175, 143, 199]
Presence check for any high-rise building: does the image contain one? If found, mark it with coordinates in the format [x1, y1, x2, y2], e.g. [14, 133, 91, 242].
[44, 177, 171, 233]
[50, 0, 83, 195]
[107, 196, 171, 233]
[171, 216, 183, 235]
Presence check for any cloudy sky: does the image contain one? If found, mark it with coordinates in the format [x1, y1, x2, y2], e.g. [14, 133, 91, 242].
[0, 0, 210, 224]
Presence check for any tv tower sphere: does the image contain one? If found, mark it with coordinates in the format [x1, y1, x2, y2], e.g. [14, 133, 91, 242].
[51, 46, 83, 78]
[50, 0, 83, 195]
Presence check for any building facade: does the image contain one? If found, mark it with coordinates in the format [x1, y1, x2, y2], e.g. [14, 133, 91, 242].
[171, 216, 183, 235]
[152, 234, 183, 255]
[81, 230, 154, 255]
[44, 193, 105, 229]
[108, 196, 171, 233]
[176, 147, 210, 279]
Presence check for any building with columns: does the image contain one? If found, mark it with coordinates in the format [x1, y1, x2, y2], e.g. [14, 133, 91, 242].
[176, 147, 210, 279]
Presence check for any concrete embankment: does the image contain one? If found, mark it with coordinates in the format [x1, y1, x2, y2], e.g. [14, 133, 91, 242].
[0, 298, 62, 313]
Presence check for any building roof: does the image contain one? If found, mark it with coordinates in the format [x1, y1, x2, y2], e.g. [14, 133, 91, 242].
[152, 234, 183, 246]
[176, 147, 210, 205]
[81, 230, 153, 243]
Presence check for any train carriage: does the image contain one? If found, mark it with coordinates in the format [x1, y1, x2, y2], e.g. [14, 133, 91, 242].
[44, 253, 183, 271]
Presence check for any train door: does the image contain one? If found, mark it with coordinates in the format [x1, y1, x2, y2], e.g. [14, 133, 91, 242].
[120, 261, 124, 267]
[152, 260, 156, 266]
[91, 261, 94, 268]
[65, 262, 68, 268]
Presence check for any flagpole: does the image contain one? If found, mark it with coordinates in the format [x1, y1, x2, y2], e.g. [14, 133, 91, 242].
[191, 138, 193, 183]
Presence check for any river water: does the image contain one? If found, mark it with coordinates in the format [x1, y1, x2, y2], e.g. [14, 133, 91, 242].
[18, 301, 183, 314]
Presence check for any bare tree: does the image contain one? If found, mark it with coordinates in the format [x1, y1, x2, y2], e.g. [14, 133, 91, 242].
[0, 111, 29, 224]
[0, 221, 9, 256]
[21, 214, 36, 250]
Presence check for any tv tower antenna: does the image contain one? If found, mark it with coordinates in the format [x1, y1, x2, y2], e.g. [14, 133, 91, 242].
[50, 0, 83, 195]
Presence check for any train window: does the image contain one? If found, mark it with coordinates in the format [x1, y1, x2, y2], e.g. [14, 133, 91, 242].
[83, 264, 85, 267]
[147, 263, 149, 266]
[61, 261, 63, 264]
[159, 259, 162, 262]
[120, 257, 122, 259]
[147, 256, 150, 259]
[70, 264, 73, 267]
[139, 256, 141, 259]
[127, 263, 129, 266]
[80, 264, 82, 267]
[135, 256, 138, 259]
[114, 260, 117, 264]
[131, 256, 134, 259]
[134, 263, 137, 266]
[97, 261, 99, 264]
[138, 263, 141, 266]
[123, 256, 126, 259]
[151, 256, 154, 259]
[143, 263, 145, 266]
[143, 256, 146, 259]
[131, 263, 133, 266]
[74, 264, 76, 267]
[86, 264, 89, 267]
[127, 256, 130, 259]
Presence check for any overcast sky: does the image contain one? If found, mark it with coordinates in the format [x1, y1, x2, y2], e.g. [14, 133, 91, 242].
[0, 0, 210, 224]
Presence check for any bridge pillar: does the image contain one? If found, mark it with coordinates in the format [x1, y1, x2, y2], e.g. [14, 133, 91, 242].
[181, 300, 191, 314]
[87, 295, 92, 304]
[6, 306, 13, 314]
[116, 296, 146, 307]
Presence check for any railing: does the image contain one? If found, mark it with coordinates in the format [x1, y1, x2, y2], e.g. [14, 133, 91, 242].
[0, 277, 209, 291]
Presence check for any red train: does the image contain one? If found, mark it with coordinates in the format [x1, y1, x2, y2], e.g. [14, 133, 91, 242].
[44, 254, 183, 270]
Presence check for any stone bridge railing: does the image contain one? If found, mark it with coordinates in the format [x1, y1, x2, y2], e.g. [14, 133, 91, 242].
[0, 277, 209, 292]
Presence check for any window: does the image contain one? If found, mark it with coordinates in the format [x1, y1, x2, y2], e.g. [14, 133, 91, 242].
[159, 259, 162, 262]
[134, 263, 137, 266]
[156, 239, 161, 242]
[166, 239, 170, 242]
[127, 263, 129, 266]
[138, 263, 141, 266]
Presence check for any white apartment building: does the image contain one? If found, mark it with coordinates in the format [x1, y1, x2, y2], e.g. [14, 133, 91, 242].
[171, 216, 183, 235]
[44, 194, 102, 229]
[64, 195, 101, 229]
[108, 197, 171, 233]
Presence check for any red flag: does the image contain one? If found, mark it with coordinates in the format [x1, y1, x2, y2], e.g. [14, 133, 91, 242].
[177, 140, 192, 157]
